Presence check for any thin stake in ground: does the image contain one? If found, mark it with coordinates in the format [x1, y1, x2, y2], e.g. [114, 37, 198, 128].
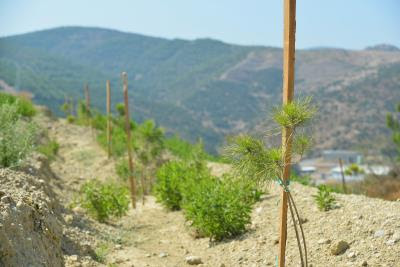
[279, 0, 296, 266]
[339, 158, 347, 193]
[122, 72, 137, 208]
[106, 80, 112, 159]
[85, 83, 90, 114]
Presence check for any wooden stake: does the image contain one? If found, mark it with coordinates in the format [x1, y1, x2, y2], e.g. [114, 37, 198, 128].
[122, 72, 136, 209]
[85, 83, 90, 114]
[279, 0, 296, 266]
[106, 80, 112, 159]
[339, 158, 347, 193]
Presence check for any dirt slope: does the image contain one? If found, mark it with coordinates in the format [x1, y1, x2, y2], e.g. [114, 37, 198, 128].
[49, 117, 400, 267]
[2, 115, 400, 266]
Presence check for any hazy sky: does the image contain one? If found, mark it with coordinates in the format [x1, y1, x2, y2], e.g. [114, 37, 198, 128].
[0, 0, 399, 49]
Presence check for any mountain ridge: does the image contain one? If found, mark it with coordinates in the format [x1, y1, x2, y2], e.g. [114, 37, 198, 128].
[1, 26, 400, 154]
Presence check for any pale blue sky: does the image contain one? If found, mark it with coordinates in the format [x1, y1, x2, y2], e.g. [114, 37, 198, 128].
[0, 0, 399, 49]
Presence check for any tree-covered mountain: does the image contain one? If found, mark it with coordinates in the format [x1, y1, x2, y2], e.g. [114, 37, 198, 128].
[1, 26, 399, 154]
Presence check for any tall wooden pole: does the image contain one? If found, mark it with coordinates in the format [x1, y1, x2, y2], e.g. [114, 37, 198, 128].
[339, 158, 347, 193]
[106, 80, 112, 159]
[279, 0, 296, 266]
[122, 72, 136, 209]
[85, 83, 90, 113]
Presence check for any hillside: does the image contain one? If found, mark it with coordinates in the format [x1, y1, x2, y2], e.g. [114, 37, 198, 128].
[1, 114, 399, 266]
[1, 27, 400, 153]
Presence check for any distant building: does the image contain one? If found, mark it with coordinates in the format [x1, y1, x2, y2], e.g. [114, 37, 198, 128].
[322, 150, 363, 164]
[297, 150, 390, 184]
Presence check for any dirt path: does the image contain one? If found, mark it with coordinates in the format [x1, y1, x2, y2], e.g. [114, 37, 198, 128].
[44, 118, 400, 267]
[46, 119, 217, 267]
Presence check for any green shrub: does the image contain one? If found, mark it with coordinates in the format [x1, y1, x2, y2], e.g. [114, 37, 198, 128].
[76, 100, 91, 125]
[0, 92, 36, 117]
[115, 159, 143, 182]
[67, 115, 75, 123]
[115, 103, 125, 117]
[290, 173, 311, 186]
[313, 185, 336, 211]
[80, 180, 129, 222]
[0, 103, 37, 167]
[37, 139, 59, 161]
[344, 163, 364, 176]
[164, 135, 210, 161]
[97, 126, 128, 157]
[91, 112, 108, 130]
[154, 159, 254, 241]
[182, 175, 253, 241]
[154, 160, 201, 210]
[93, 243, 109, 263]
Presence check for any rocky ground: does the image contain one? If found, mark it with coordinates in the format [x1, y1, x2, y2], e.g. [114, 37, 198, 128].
[1, 113, 399, 267]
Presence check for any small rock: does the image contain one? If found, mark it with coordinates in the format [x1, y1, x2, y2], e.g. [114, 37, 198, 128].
[115, 244, 122, 250]
[361, 260, 368, 266]
[373, 229, 385, 238]
[1, 195, 12, 204]
[347, 251, 356, 258]
[386, 239, 395, 246]
[145, 253, 151, 258]
[70, 255, 79, 262]
[72, 206, 85, 214]
[64, 214, 74, 224]
[185, 256, 202, 265]
[159, 252, 168, 258]
[317, 239, 331, 245]
[331, 241, 350, 255]
[300, 217, 308, 224]
[392, 232, 400, 242]
[273, 238, 279, 245]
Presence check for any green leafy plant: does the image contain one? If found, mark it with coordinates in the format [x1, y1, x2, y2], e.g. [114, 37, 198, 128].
[76, 100, 91, 125]
[182, 175, 253, 241]
[0, 103, 37, 167]
[154, 160, 206, 210]
[272, 97, 316, 128]
[313, 185, 336, 211]
[67, 115, 75, 123]
[37, 139, 59, 161]
[0, 92, 36, 117]
[386, 103, 400, 160]
[224, 98, 316, 186]
[344, 163, 364, 176]
[60, 97, 73, 117]
[115, 103, 125, 117]
[154, 159, 255, 241]
[80, 180, 129, 222]
[93, 242, 110, 263]
[290, 173, 312, 186]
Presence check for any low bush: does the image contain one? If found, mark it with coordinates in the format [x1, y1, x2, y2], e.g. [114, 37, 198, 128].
[91, 112, 108, 131]
[67, 115, 75, 123]
[154, 160, 206, 210]
[291, 173, 312, 186]
[0, 103, 37, 167]
[80, 180, 129, 222]
[97, 126, 130, 157]
[182, 175, 253, 241]
[313, 185, 336, 211]
[155, 159, 255, 241]
[37, 139, 59, 161]
[164, 135, 214, 161]
[0, 92, 36, 117]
